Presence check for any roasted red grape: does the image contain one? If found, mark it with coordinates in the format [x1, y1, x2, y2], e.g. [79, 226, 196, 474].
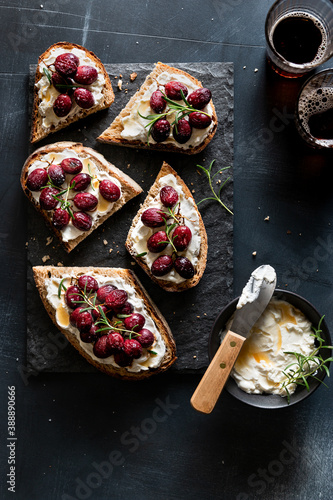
[70, 306, 85, 327]
[39, 187, 59, 210]
[73, 192, 98, 211]
[78, 275, 99, 293]
[116, 302, 134, 315]
[124, 313, 145, 333]
[113, 351, 132, 367]
[187, 88, 212, 109]
[74, 65, 98, 85]
[147, 231, 168, 253]
[72, 212, 92, 231]
[48, 164, 65, 186]
[123, 339, 142, 359]
[70, 173, 91, 191]
[165, 81, 188, 100]
[53, 93, 72, 117]
[27, 168, 48, 191]
[93, 335, 112, 358]
[92, 304, 109, 320]
[105, 289, 128, 310]
[51, 72, 70, 93]
[99, 180, 121, 202]
[61, 158, 83, 174]
[174, 256, 195, 279]
[189, 112, 212, 129]
[76, 310, 93, 332]
[151, 118, 170, 142]
[173, 118, 192, 144]
[53, 208, 70, 229]
[137, 329, 155, 348]
[150, 90, 166, 113]
[160, 186, 179, 207]
[80, 324, 99, 343]
[96, 284, 117, 303]
[73, 88, 94, 109]
[107, 332, 124, 353]
[141, 208, 166, 228]
[65, 285, 82, 309]
[151, 255, 173, 276]
[173, 225, 192, 251]
[54, 52, 79, 77]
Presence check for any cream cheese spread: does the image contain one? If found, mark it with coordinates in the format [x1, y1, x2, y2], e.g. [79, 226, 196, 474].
[45, 272, 166, 372]
[120, 71, 214, 150]
[222, 299, 316, 396]
[27, 148, 122, 242]
[36, 47, 105, 130]
[130, 173, 201, 283]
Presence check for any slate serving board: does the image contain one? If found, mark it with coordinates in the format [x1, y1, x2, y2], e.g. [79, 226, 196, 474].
[26, 62, 234, 373]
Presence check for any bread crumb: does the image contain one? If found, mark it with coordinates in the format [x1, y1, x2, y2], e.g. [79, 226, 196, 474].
[204, 313, 207, 316]
[119, 74, 122, 78]
[299, 233, 302, 236]
[46, 236, 53, 246]
[109, 248, 113, 253]
[103, 239, 108, 245]
[57, 262, 63, 267]
[252, 251, 257, 256]
[130, 72, 137, 81]
[117, 250, 119, 254]
[243, 65, 247, 69]
[196, 169, 202, 175]
[25, 241, 28, 247]
[117, 79, 122, 91]
[127, 164, 131, 168]
[131, 261, 135, 266]
[42, 255, 50, 263]
[264, 216, 270, 222]
[193, 355, 197, 359]
[197, 315, 200, 318]
[114, 75, 118, 79]
[254, 68, 258, 73]
[192, 189, 195, 193]
[287, 230, 292, 235]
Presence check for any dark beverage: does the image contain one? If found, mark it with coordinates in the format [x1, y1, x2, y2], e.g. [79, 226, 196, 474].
[308, 108, 333, 140]
[272, 16, 323, 64]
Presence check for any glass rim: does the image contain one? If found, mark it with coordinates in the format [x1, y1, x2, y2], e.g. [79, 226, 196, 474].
[295, 67, 333, 148]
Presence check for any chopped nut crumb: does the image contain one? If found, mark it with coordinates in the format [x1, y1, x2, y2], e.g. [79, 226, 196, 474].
[193, 355, 197, 359]
[192, 189, 195, 193]
[109, 248, 113, 253]
[119, 74, 122, 78]
[103, 239, 108, 245]
[264, 216, 270, 221]
[204, 313, 207, 316]
[287, 230, 292, 235]
[117, 79, 122, 91]
[252, 251, 257, 256]
[46, 236, 53, 246]
[57, 262, 63, 267]
[130, 72, 137, 81]
[197, 315, 200, 318]
[114, 75, 118, 79]
[42, 255, 50, 263]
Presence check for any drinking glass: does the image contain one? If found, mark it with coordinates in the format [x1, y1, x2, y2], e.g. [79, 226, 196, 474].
[265, 0, 333, 78]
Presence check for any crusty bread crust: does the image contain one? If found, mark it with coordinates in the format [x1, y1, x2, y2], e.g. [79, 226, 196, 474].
[32, 266, 177, 380]
[97, 62, 217, 155]
[31, 42, 115, 143]
[21, 141, 142, 252]
[125, 162, 208, 292]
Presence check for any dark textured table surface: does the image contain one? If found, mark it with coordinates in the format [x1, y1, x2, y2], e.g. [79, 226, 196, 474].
[1, 1, 333, 500]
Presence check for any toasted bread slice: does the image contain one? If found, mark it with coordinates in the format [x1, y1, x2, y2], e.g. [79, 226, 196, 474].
[125, 162, 208, 292]
[21, 141, 142, 252]
[32, 266, 177, 379]
[31, 42, 114, 143]
[97, 62, 217, 154]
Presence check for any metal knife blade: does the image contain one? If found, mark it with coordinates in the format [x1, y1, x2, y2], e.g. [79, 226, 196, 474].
[230, 265, 277, 338]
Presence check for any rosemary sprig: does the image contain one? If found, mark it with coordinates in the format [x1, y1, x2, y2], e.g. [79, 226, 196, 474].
[43, 66, 81, 90]
[196, 159, 233, 215]
[138, 89, 211, 144]
[281, 316, 333, 403]
[43, 67, 52, 85]
[57, 278, 67, 298]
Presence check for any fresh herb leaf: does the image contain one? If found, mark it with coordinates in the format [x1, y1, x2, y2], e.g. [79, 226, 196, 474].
[57, 278, 67, 298]
[196, 160, 233, 215]
[43, 67, 52, 85]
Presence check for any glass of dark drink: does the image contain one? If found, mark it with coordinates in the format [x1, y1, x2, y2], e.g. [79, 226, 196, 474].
[295, 69, 333, 148]
[265, 0, 333, 78]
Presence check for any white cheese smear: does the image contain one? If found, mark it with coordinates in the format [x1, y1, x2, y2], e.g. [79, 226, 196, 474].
[46, 272, 166, 373]
[221, 298, 316, 396]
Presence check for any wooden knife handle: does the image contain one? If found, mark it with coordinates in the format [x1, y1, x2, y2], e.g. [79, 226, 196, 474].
[190, 330, 245, 414]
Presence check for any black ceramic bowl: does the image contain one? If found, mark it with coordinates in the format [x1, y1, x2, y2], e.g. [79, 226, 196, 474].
[209, 289, 332, 409]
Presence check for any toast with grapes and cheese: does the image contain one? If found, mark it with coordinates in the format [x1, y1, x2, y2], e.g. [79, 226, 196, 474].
[125, 162, 208, 292]
[21, 141, 142, 252]
[97, 62, 217, 154]
[32, 266, 177, 379]
[31, 42, 114, 143]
